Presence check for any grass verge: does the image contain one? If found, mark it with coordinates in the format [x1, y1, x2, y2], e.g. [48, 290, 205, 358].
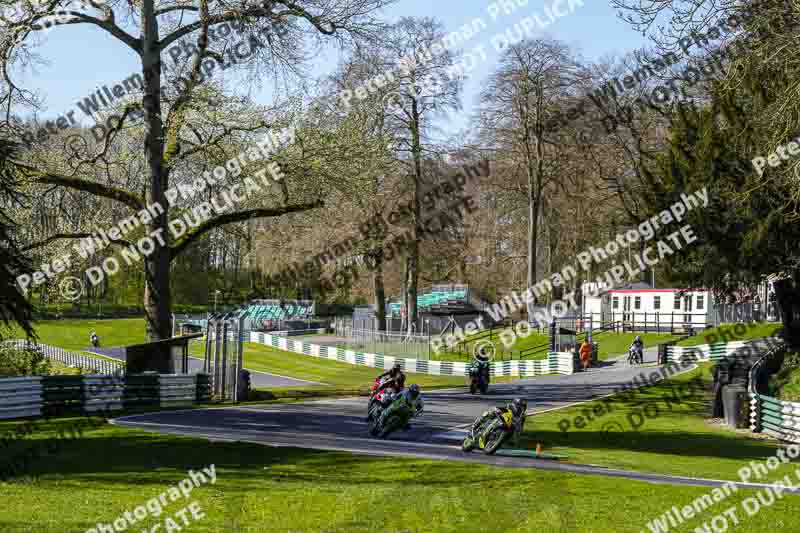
[190, 342, 468, 394]
[678, 322, 783, 346]
[519, 363, 797, 483]
[8, 318, 146, 352]
[1, 416, 797, 532]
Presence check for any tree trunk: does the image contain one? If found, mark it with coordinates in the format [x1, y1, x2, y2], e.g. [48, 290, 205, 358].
[372, 249, 387, 331]
[407, 98, 423, 335]
[141, 0, 172, 341]
[773, 278, 800, 351]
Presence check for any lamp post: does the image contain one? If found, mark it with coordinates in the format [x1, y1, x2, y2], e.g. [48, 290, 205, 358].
[214, 290, 221, 313]
[425, 319, 430, 360]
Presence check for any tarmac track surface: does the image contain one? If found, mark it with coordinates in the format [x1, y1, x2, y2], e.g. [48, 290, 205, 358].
[112, 348, 800, 493]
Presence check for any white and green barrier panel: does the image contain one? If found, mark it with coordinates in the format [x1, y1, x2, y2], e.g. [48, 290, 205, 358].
[748, 339, 799, 443]
[750, 393, 800, 444]
[666, 338, 781, 364]
[250, 332, 575, 376]
[3, 340, 125, 375]
[0, 377, 43, 420]
[0, 374, 204, 421]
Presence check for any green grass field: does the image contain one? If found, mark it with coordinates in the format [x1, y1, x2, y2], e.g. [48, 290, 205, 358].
[589, 331, 681, 360]
[189, 341, 467, 393]
[8, 318, 147, 351]
[1, 415, 797, 532]
[520, 364, 796, 482]
[678, 322, 783, 346]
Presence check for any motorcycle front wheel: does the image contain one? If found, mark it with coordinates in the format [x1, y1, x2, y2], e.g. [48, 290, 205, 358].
[462, 433, 476, 452]
[368, 417, 380, 437]
[379, 414, 403, 439]
[482, 427, 508, 455]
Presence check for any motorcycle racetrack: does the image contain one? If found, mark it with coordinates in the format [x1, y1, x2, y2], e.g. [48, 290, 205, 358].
[112, 347, 796, 493]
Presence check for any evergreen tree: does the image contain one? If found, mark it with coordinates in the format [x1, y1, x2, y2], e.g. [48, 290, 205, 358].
[0, 139, 34, 339]
[639, 78, 800, 347]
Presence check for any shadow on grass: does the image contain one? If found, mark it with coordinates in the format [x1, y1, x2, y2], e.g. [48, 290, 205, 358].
[0, 422, 535, 489]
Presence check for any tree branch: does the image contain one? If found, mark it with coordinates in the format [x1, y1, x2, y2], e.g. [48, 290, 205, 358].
[170, 201, 324, 260]
[34, 11, 141, 53]
[23, 170, 146, 212]
[155, 5, 200, 16]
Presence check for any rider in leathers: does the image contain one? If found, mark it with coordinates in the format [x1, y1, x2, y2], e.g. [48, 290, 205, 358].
[378, 384, 423, 429]
[471, 398, 528, 443]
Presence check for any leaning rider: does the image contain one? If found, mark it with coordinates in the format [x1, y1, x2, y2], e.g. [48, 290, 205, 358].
[471, 398, 528, 443]
[380, 384, 424, 429]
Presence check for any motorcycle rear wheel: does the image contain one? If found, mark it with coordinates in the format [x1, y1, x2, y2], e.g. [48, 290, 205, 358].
[469, 382, 477, 394]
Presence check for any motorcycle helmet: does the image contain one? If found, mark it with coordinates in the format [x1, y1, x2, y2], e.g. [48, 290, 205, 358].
[408, 384, 420, 401]
[392, 362, 402, 373]
[511, 398, 528, 416]
[635, 336, 641, 343]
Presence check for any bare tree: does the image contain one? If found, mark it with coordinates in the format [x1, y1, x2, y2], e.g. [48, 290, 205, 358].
[0, 0, 391, 340]
[379, 17, 463, 334]
[477, 38, 582, 313]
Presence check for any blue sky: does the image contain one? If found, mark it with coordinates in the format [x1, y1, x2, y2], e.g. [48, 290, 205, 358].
[18, 0, 647, 133]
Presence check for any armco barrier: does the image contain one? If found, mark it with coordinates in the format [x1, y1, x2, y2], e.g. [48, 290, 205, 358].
[3, 340, 125, 375]
[0, 377, 43, 420]
[665, 337, 782, 365]
[250, 332, 575, 376]
[748, 340, 800, 443]
[0, 374, 209, 420]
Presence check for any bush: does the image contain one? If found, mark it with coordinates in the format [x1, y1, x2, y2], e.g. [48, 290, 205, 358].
[784, 352, 800, 369]
[0, 346, 52, 377]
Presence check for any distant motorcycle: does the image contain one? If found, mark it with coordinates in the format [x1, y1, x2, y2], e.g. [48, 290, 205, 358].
[90, 334, 100, 348]
[467, 359, 490, 394]
[628, 346, 643, 365]
[462, 409, 515, 455]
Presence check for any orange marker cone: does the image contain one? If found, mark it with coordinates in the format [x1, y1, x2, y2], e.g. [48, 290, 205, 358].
[535, 443, 542, 457]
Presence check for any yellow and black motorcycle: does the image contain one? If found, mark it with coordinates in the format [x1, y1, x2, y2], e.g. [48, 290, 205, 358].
[461, 409, 515, 455]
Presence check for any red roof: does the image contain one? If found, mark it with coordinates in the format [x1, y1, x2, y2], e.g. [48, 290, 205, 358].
[606, 289, 708, 293]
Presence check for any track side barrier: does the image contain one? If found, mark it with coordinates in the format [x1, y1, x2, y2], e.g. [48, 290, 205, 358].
[250, 332, 575, 376]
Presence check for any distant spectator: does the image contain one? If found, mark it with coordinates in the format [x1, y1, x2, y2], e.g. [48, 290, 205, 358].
[579, 339, 592, 371]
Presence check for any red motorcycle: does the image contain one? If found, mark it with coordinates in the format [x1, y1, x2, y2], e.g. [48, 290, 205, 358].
[367, 377, 401, 422]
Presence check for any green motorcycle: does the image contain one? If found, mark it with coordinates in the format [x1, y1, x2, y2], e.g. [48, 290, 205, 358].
[368, 397, 418, 439]
[462, 410, 515, 455]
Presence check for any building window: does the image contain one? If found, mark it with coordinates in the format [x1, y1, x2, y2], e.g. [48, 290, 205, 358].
[674, 294, 681, 310]
[612, 296, 619, 310]
[697, 295, 704, 310]
[654, 296, 661, 310]
[634, 296, 641, 310]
